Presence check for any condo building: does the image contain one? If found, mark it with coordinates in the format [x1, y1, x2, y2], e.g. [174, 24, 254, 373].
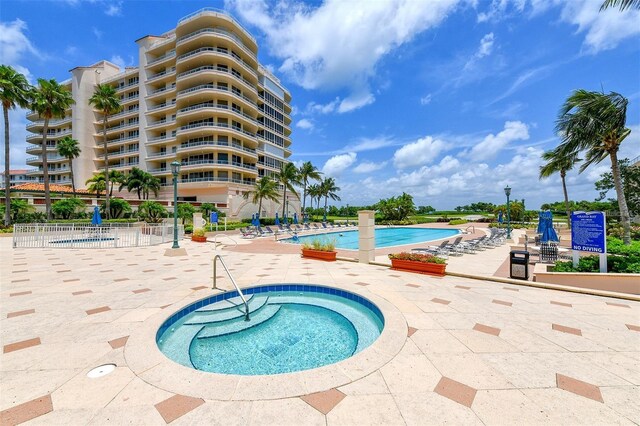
[25, 8, 293, 219]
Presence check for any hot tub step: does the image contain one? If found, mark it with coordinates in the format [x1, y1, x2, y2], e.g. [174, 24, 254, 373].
[197, 304, 281, 339]
[185, 296, 268, 325]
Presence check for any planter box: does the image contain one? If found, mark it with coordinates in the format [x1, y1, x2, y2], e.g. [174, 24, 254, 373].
[302, 248, 337, 261]
[390, 259, 447, 277]
[534, 263, 639, 295]
[191, 235, 207, 243]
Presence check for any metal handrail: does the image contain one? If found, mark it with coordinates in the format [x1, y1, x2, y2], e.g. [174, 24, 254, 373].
[213, 234, 237, 247]
[212, 255, 249, 321]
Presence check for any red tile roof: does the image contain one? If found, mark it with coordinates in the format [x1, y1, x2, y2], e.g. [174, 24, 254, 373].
[8, 183, 91, 195]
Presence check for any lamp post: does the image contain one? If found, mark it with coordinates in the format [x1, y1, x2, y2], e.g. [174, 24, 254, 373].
[170, 161, 181, 249]
[522, 198, 525, 225]
[504, 185, 511, 240]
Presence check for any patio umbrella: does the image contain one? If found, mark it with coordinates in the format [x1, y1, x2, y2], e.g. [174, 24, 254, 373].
[322, 211, 327, 222]
[275, 212, 280, 226]
[293, 213, 298, 225]
[283, 213, 288, 225]
[91, 206, 102, 226]
[303, 213, 308, 224]
[498, 211, 503, 224]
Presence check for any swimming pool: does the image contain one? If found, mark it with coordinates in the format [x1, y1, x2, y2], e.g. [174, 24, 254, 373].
[156, 284, 384, 375]
[284, 227, 460, 250]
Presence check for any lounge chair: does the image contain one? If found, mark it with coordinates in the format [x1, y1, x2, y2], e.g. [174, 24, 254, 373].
[303, 224, 311, 231]
[239, 228, 256, 238]
[412, 240, 450, 256]
[312, 223, 320, 230]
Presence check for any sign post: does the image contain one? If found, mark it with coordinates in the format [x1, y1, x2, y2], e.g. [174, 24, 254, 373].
[571, 211, 607, 273]
[210, 212, 218, 232]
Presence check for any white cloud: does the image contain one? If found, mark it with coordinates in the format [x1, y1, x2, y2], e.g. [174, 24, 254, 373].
[229, 0, 460, 112]
[105, 2, 122, 16]
[559, 0, 640, 54]
[110, 55, 125, 70]
[353, 161, 388, 174]
[322, 152, 357, 177]
[420, 94, 432, 106]
[0, 19, 38, 81]
[92, 27, 103, 40]
[392, 136, 448, 169]
[343, 136, 396, 153]
[306, 99, 339, 114]
[296, 118, 314, 130]
[463, 32, 496, 72]
[466, 121, 529, 161]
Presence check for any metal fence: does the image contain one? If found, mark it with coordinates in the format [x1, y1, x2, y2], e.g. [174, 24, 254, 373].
[12, 223, 184, 249]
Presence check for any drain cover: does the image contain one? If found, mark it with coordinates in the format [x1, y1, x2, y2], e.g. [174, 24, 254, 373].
[87, 363, 116, 378]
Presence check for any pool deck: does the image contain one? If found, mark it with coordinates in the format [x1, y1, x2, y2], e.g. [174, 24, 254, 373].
[1, 230, 639, 425]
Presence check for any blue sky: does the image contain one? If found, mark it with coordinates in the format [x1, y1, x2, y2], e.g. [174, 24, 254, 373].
[1, 0, 639, 209]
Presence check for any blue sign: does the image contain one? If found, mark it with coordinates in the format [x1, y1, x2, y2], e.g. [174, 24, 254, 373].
[571, 211, 606, 253]
[210, 212, 218, 224]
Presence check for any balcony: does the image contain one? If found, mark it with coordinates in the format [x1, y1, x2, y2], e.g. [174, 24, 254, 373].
[161, 176, 254, 187]
[107, 107, 139, 123]
[176, 46, 257, 80]
[147, 118, 176, 129]
[178, 102, 257, 127]
[176, 83, 257, 113]
[178, 121, 256, 139]
[178, 139, 256, 156]
[147, 50, 176, 66]
[147, 134, 177, 145]
[98, 134, 140, 147]
[176, 65, 257, 97]
[147, 67, 176, 83]
[176, 25, 257, 64]
[146, 84, 176, 100]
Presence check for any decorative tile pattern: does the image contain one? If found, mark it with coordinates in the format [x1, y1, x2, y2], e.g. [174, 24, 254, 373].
[3, 337, 41, 354]
[407, 326, 418, 337]
[72, 290, 92, 296]
[133, 288, 151, 294]
[606, 302, 630, 308]
[191, 286, 207, 291]
[7, 309, 35, 319]
[355, 282, 370, 286]
[10, 279, 30, 283]
[114, 278, 129, 282]
[431, 298, 451, 305]
[455, 285, 471, 290]
[550, 301, 572, 307]
[503, 287, 519, 291]
[155, 394, 205, 423]
[625, 324, 640, 332]
[434, 377, 477, 408]
[163, 277, 177, 281]
[0, 394, 53, 425]
[552, 324, 582, 336]
[300, 388, 346, 415]
[56, 270, 71, 273]
[86, 306, 111, 315]
[143, 269, 155, 273]
[406, 284, 420, 288]
[556, 373, 604, 403]
[492, 299, 512, 307]
[63, 278, 80, 283]
[346, 273, 358, 276]
[9, 291, 31, 297]
[108, 336, 129, 349]
[473, 323, 501, 336]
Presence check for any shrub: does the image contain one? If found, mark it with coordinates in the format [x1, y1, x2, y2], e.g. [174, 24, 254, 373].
[449, 219, 468, 225]
[388, 252, 447, 264]
[192, 228, 205, 237]
[302, 237, 336, 252]
[553, 254, 640, 274]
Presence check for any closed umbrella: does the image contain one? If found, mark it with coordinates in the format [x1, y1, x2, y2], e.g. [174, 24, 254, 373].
[498, 211, 503, 224]
[322, 211, 327, 223]
[91, 206, 102, 226]
[275, 212, 280, 226]
[540, 211, 559, 243]
[537, 211, 545, 234]
[293, 213, 298, 224]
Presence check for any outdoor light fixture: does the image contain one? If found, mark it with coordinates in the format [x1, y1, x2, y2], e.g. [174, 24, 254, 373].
[171, 161, 181, 249]
[504, 185, 512, 240]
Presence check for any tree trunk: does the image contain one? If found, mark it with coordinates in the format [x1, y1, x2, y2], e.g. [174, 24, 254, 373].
[302, 183, 307, 212]
[258, 198, 263, 223]
[69, 157, 76, 197]
[103, 115, 110, 219]
[3, 106, 11, 226]
[609, 150, 631, 245]
[42, 119, 51, 220]
[324, 196, 328, 217]
[561, 170, 570, 227]
[282, 186, 287, 217]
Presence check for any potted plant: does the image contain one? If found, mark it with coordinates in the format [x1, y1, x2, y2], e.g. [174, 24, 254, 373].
[301, 238, 337, 261]
[388, 252, 447, 276]
[191, 228, 207, 243]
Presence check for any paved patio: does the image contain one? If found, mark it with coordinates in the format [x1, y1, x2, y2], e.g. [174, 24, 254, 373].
[1, 234, 639, 425]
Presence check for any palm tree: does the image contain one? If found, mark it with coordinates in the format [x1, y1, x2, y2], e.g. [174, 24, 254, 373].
[108, 170, 126, 197]
[539, 149, 580, 226]
[89, 84, 121, 219]
[298, 161, 322, 213]
[86, 173, 106, 198]
[31, 78, 75, 220]
[1, 65, 31, 226]
[277, 162, 300, 217]
[307, 183, 321, 217]
[141, 173, 161, 200]
[320, 177, 341, 216]
[601, 0, 640, 11]
[556, 89, 632, 244]
[56, 136, 81, 196]
[243, 176, 280, 218]
[122, 167, 146, 199]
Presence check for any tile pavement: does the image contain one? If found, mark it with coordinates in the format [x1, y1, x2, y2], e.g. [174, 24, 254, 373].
[1, 236, 639, 425]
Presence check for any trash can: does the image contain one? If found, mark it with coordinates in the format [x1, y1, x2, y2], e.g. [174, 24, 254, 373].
[510, 250, 529, 280]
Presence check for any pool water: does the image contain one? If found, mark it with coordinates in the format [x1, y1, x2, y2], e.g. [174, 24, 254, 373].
[157, 286, 384, 375]
[284, 227, 460, 250]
